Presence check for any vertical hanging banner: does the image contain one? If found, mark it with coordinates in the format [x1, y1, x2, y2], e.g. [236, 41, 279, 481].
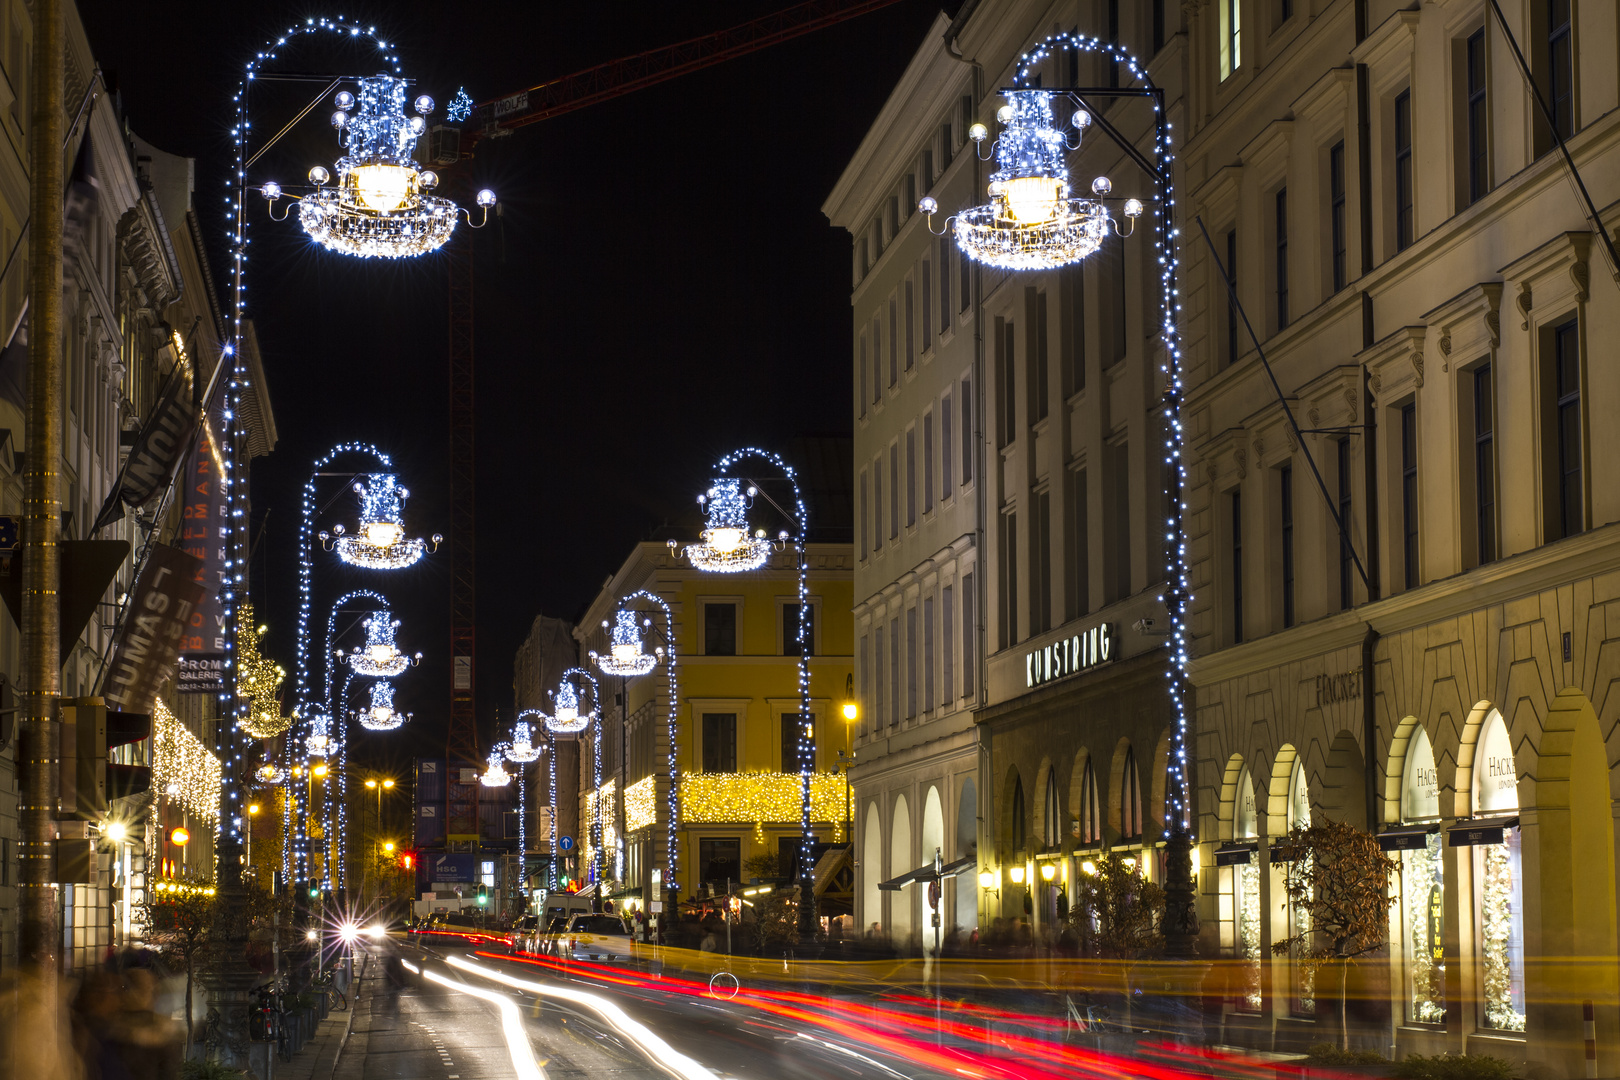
[104, 544, 209, 713]
[176, 420, 227, 693]
[91, 338, 197, 534]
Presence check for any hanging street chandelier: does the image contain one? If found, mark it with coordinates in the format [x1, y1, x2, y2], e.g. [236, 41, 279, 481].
[306, 714, 333, 757]
[671, 478, 776, 572]
[505, 721, 543, 763]
[255, 762, 286, 785]
[921, 89, 1141, 272]
[591, 609, 660, 677]
[356, 680, 409, 732]
[262, 76, 495, 259]
[323, 474, 440, 569]
[343, 610, 419, 677]
[543, 673, 599, 737]
[481, 746, 513, 787]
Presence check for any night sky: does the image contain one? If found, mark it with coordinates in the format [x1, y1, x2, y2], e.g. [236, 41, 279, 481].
[80, 1, 944, 768]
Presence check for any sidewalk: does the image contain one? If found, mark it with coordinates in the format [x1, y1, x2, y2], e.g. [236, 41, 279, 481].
[272, 961, 366, 1080]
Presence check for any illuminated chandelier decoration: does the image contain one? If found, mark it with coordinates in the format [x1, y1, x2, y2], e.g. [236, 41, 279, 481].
[505, 720, 543, 763]
[481, 745, 513, 787]
[343, 610, 416, 677]
[262, 76, 495, 259]
[255, 762, 287, 785]
[543, 676, 597, 736]
[672, 478, 774, 573]
[306, 714, 333, 757]
[921, 89, 1141, 272]
[356, 680, 409, 732]
[323, 474, 440, 569]
[591, 608, 661, 677]
[236, 604, 291, 739]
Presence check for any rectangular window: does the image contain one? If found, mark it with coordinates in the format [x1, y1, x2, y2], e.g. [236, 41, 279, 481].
[1338, 438, 1354, 608]
[1280, 464, 1296, 628]
[1034, 490, 1052, 634]
[1474, 364, 1496, 563]
[1000, 513, 1019, 648]
[942, 584, 955, 703]
[906, 428, 917, 527]
[1067, 468, 1090, 619]
[961, 377, 974, 483]
[1231, 490, 1244, 644]
[1222, 0, 1242, 79]
[1402, 402, 1419, 588]
[1153, 0, 1166, 55]
[1275, 187, 1289, 330]
[1062, 262, 1085, 396]
[959, 231, 971, 313]
[997, 318, 1016, 447]
[1032, 290, 1049, 421]
[1107, 238, 1127, 367]
[701, 713, 737, 773]
[923, 411, 935, 515]
[1552, 318, 1582, 540]
[939, 236, 952, 332]
[1466, 29, 1489, 204]
[1280, 0, 1293, 22]
[1225, 228, 1240, 366]
[783, 602, 814, 657]
[1547, 0, 1573, 142]
[921, 148, 933, 189]
[940, 122, 953, 165]
[922, 260, 933, 351]
[1395, 89, 1414, 251]
[872, 316, 882, 403]
[873, 624, 885, 730]
[889, 617, 901, 725]
[859, 633, 870, 732]
[941, 394, 954, 495]
[1330, 142, 1347, 292]
[923, 595, 936, 713]
[704, 603, 737, 656]
[889, 444, 899, 539]
[1107, 442, 1131, 603]
[858, 336, 867, 420]
[888, 297, 899, 386]
[859, 470, 868, 560]
[698, 837, 740, 888]
[781, 713, 809, 774]
[905, 607, 918, 718]
[961, 572, 976, 696]
[905, 278, 916, 369]
[873, 455, 883, 552]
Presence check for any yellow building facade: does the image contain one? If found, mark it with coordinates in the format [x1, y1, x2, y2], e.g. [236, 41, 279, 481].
[575, 539, 854, 909]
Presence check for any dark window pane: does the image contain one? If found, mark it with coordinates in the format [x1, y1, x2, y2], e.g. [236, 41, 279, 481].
[1280, 465, 1295, 627]
[1402, 403, 1419, 588]
[704, 603, 736, 656]
[1395, 91, 1414, 250]
[1466, 30, 1489, 203]
[698, 838, 741, 888]
[781, 713, 812, 774]
[701, 713, 737, 774]
[1475, 364, 1496, 563]
[1554, 320, 1582, 539]
[1275, 188, 1289, 329]
[1329, 142, 1347, 291]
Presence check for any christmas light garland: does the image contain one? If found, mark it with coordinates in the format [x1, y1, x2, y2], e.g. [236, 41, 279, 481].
[679, 773, 843, 826]
[236, 602, 289, 739]
[153, 699, 223, 825]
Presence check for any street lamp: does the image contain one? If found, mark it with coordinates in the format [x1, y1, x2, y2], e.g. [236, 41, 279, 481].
[838, 674, 858, 844]
[669, 448, 820, 938]
[922, 32, 1197, 956]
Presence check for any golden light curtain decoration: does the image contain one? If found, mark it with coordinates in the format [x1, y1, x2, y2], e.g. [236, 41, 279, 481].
[680, 773, 843, 826]
[153, 699, 223, 823]
[583, 779, 616, 862]
[237, 602, 290, 738]
[625, 776, 657, 833]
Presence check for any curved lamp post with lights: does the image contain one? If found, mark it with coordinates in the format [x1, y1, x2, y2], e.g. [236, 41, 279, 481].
[921, 32, 1195, 956]
[501, 720, 542, 907]
[669, 449, 819, 938]
[541, 668, 602, 889]
[590, 595, 678, 910]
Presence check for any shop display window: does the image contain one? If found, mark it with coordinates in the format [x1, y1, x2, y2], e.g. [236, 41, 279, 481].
[1399, 725, 1445, 1024]
[1471, 709, 1525, 1033]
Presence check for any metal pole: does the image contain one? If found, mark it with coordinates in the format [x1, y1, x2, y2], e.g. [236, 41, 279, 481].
[18, 0, 64, 974]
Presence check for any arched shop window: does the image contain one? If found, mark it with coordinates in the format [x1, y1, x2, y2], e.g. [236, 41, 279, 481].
[1467, 709, 1525, 1032]
[1077, 758, 1101, 845]
[1121, 748, 1143, 841]
[1399, 725, 1445, 1024]
[1287, 756, 1311, 830]
[1043, 770, 1061, 848]
[1284, 756, 1313, 1015]
[1234, 767, 1261, 1011]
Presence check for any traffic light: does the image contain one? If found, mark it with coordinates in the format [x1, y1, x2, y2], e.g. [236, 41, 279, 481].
[475, 883, 488, 906]
[59, 698, 151, 818]
[400, 851, 415, 871]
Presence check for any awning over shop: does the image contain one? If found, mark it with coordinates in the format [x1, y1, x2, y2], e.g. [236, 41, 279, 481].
[1214, 841, 1259, 866]
[1447, 816, 1519, 847]
[877, 854, 974, 892]
[1378, 823, 1439, 851]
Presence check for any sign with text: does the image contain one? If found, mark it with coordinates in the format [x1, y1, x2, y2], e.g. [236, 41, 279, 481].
[91, 355, 196, 533]
[103, 544, 208, 714]
[174, 421, 226, 692]
[1025, 622, 1115, 689]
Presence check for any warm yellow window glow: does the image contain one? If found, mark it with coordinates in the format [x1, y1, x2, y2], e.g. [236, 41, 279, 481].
[1000, 176, 1063, 225]
[351, 164, 415, 213]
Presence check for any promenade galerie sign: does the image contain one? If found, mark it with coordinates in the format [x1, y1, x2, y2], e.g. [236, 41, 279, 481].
[1026, 622, 1115, 689]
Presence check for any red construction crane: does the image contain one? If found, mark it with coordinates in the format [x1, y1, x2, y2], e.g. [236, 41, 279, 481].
[435, 0, 907, 849]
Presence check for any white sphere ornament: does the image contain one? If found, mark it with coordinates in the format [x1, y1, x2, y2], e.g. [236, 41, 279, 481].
[1091, 176, 1112, 196]
[419, 170, 439, 190]
[1124, 198, 1145, 218]
[415, 94, 435, 115]
[995, 105, 1014, 124]
[1073, 110, 1092, 129]
[408, 115, 426, 135]
[476, 189, 497, 208]
[261, 181, 282, 200]
[335, 90, 356, 111]
[309, 165, 331, 185]
[969, 123, 989, 143]
[919, 196, 938, 216]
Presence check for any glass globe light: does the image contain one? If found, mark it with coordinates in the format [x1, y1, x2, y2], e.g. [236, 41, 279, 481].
[414, 94, 435, 115]
[335, 90, 356, 111]
[419, 170, 439, 190]
[919, 196, 938, 215]
[996, 104, 1014, 124]
[309, 165, 331, 185]
[408, 116, 426, 135]
[968, 122, 988, 142]
[1091, 176, 1112, 196]
[1073, 110, 1091, 129]
[476, 189, 497, 208]
[332, 110, 348, 128]
[1124, 198, 1145, 218]
[262, 181, 282, 200]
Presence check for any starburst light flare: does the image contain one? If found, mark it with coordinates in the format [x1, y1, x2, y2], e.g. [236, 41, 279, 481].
[926, 89, 1140, 272]
[262, 75, 493, 259]
[677, 478, 771, 572]
[357, 680, 409, 731]
[592, 609, 658, 676]
[346, 610, 411, 676]
[328, 474, 437, 568]
[481, 746, 512, 787]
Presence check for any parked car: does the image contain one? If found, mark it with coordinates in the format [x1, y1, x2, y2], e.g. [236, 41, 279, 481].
[505, 915, 539, 954]
[562, 914, 636, 963]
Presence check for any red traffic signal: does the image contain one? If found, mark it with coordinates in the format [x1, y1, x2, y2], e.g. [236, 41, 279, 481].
[400, 851, 415, 870]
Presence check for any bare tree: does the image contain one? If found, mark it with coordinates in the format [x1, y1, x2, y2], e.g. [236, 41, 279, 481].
[1271, 820, 1397, 1051]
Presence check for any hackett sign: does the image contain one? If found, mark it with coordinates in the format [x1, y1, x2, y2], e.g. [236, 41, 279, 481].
[1025, 623, 1115, 689]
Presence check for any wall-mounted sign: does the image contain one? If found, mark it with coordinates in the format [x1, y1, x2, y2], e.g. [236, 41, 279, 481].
[1427, 884, 1443, 963]
[1315, 669, 1363, 707]
[1473, 709, 1518, 814]
[1402, 725, 1440, 822]
[1025, 622, 1115, 689]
